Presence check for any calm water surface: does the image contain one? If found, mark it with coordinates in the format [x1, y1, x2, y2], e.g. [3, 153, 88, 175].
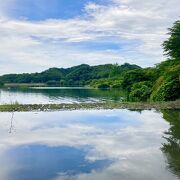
[0, 109, 179, 180]
[0, 87, 127, 104]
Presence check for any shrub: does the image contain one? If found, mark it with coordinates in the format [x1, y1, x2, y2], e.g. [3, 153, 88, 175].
[151, 76, 180, 101]
[129, 82, 152, 101]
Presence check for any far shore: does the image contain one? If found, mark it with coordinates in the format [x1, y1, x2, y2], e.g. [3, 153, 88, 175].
[0, 101, 179, 112]
[4, 83, 47, 87]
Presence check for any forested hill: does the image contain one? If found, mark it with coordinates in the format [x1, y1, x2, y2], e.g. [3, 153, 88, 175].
[0, 63, 140, 86]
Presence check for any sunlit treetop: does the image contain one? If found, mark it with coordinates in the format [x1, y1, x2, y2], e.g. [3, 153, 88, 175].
[163, 20, 180, 60]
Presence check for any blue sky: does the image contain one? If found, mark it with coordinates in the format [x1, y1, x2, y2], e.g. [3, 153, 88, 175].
[2, 0, 111, 21]
[0, 0, 179, 74]
[6, 0, 107, 20]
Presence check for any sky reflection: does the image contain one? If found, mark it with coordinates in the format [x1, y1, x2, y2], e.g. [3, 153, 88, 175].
[0, 109, 179, 180]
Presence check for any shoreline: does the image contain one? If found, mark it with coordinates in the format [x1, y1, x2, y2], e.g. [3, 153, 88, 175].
[0, 101, 179, 112]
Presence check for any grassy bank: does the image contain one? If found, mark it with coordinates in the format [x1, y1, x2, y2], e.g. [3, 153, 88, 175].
[0, 101, 179, 112]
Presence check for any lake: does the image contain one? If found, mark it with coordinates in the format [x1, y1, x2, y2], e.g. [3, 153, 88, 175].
[0, 109, 179, 180]
[0, 87, 127, 104]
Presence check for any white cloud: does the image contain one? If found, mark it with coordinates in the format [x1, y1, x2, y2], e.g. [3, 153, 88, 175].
[0, 0, 179, 74]
[0, 110, 173, 180]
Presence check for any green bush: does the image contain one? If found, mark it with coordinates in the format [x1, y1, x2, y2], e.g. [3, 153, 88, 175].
[151, 76, 180, 101]
[129, 82, 152, 101]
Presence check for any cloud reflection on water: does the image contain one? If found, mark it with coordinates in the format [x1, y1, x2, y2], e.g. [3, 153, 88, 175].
[0, 109, 178, 180]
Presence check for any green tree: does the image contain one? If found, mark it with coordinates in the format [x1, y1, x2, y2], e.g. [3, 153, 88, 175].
[121, 69, 150, 91]
[163, 20, 180, 60]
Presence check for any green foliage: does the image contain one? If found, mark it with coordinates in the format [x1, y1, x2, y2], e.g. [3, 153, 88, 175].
[129, 81, 152, 102]
[0, 63, 140, 87]
[150, 60, 180, 101]
[151, 76, 180, 101]
[90, 78, 122, 89]
[121, 58, 180, 102]
[109, 63, 140, 78]
[121, 69, 150, 91]
[155, 59, 180, 77]
[41, 68, 64, 82]
[163, 20, 180, 60]
[111, 83, 122, 89]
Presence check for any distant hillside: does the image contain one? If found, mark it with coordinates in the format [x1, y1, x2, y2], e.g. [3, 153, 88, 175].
[0, 63, 141, 86]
